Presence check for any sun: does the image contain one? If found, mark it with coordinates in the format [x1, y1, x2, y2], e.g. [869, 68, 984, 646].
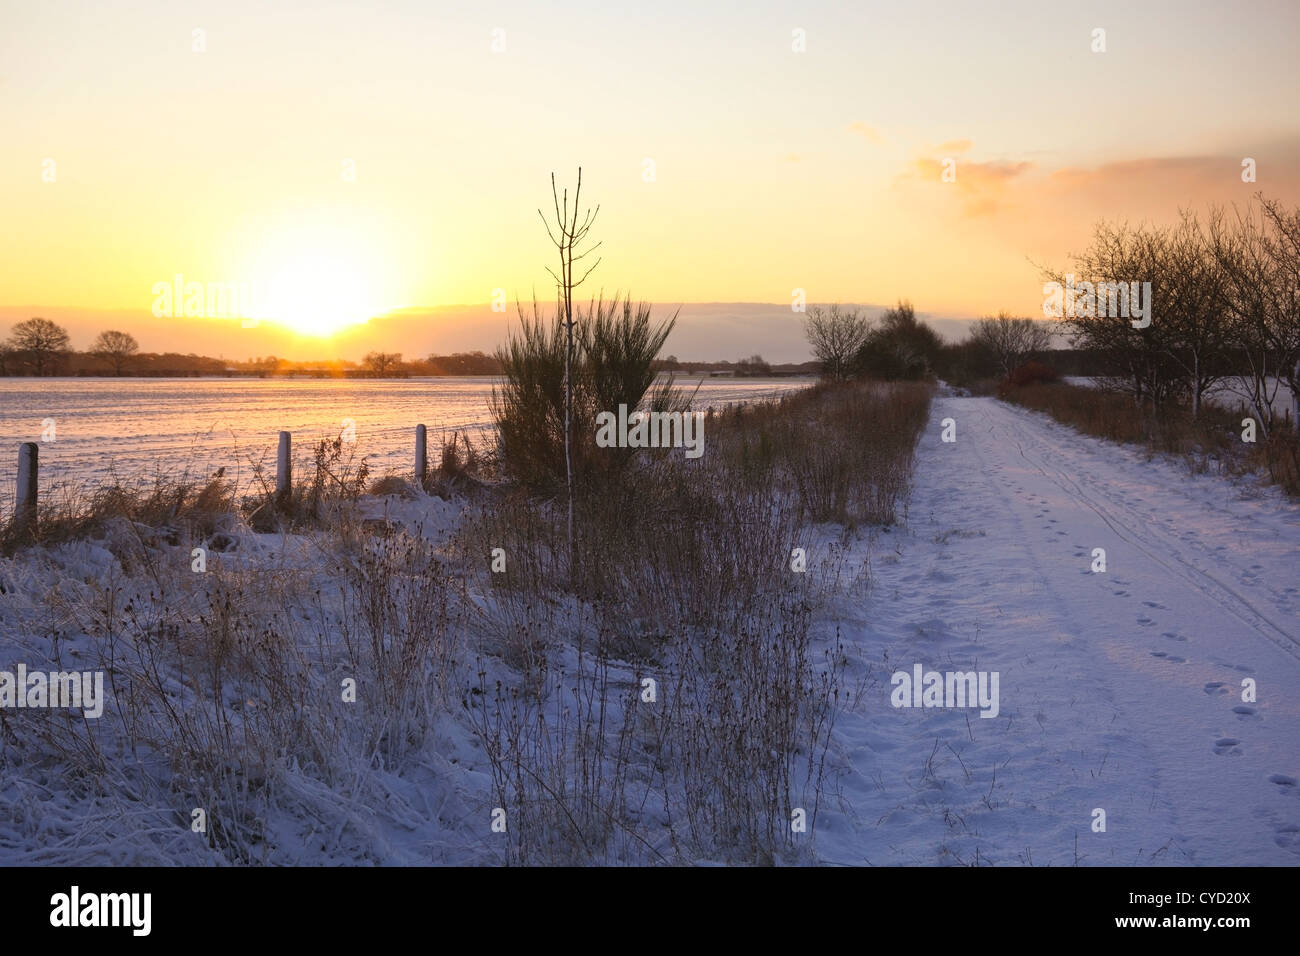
[244, 221, 394, 336]
[262, 254, 375, 336]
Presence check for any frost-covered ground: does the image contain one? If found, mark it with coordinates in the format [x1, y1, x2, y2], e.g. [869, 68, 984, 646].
[0, 376, 807, 511]
[2, 389, 1298, 865]
[816, 393, 1300, 864]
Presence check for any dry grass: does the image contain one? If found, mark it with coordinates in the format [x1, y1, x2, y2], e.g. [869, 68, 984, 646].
[460, 380, 931, 863]
[0, 381, 932, 865]
[1, 434, 409, 551]
[1002, 380, 1300, 495]
[2, 515, 466, 864]
[0, 472, 238, 555]
[717, 380, 932, 526]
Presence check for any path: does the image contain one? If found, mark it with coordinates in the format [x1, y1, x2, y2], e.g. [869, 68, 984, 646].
[819, 394, 1300, 866]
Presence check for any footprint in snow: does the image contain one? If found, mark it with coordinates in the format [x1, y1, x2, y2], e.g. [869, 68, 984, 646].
[1213, 737, 1242, 755]
[1208, 656, 1254, 674]
[1151, 651, 1186, 663]
[1114, 590, 1130, 597]
[1143, 601, 1167, 610]
[1161, 632, 1188, 642]
[1269, 774, 1297, 788]
[1136, 616, 1156, 626]
[1233, 705, 1261, 721]
[1275, 826, 1300, 855]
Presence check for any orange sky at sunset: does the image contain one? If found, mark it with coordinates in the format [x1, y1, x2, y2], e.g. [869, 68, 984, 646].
[4, 0, 1299, 360]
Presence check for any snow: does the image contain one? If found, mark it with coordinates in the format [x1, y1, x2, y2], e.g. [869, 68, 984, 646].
[2, 388, 1298, 865]
[816, 395, 1300, 864]
[0, 376, 809, 511]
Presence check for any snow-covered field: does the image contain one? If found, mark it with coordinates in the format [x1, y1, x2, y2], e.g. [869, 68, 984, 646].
[1, 389, 1297, 865]
[0, 376, 807, 509]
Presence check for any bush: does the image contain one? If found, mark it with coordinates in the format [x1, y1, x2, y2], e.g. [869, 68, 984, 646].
[997, 361, 1059, 396]
[491, 295, 691, 490]
[852, 301, 943, 381]
[935, 339, 1000, 389]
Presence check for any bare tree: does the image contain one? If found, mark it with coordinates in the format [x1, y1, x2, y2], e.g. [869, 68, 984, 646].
[1044, 221, 1182, 407]
[802, 304, 869, 381]
[1208, 199, 1300, 437]
[1256, 196, 1300, 429]
[363, 351, 403, 376]
[1155, 211, 1230, 419]
[91, 329, 140, 376]
[969, 312, 1052, 377]
[538, 169, 602, 574]
[9, 317, 70, 376]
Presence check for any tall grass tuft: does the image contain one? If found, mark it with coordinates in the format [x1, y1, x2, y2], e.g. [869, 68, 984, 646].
[491, 295, 690, 490]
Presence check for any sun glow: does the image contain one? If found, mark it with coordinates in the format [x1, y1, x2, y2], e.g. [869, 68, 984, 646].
[245, 223, 395, 337]
[262, 255, 374, 336]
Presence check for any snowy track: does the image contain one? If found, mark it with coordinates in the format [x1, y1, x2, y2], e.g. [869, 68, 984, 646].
[822, 395, 1300, 866]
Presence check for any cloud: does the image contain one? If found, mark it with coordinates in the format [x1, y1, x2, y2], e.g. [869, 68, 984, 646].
[905, 153, 1035, 216]
[934, 138, 973, 154]
[908, 141, 1300, 284]
[848, 122, 885, 145]
[1035, 149, 1300, 222]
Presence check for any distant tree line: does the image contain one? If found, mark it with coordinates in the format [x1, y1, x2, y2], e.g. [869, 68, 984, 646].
[803, 300, 950, 383]
[0, 319, 157, 376]
[0, 317, 819, 380]
[0, 319, 512, 378]
[801, 193, 1300, 434]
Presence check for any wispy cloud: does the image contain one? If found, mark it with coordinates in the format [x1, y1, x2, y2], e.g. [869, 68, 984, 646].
[902, 145, 1035, 217]
[934, 139, 973, 155]
[848, 122, 886, 145]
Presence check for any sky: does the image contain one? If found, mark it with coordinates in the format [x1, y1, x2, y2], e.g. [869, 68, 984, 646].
[3, 0, 1299, 361]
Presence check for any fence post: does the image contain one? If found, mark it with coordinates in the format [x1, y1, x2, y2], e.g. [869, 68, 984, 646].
[1293, 360, 1300, 431]
[16, 442, 37, 532]
[276, 431, 291, 502]
[415, 424, 427, 487]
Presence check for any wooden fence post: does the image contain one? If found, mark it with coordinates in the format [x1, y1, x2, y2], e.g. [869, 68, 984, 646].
[276, 431, 291, 502]
[415, 424, 427, 487]
[15, 442, 38, 532]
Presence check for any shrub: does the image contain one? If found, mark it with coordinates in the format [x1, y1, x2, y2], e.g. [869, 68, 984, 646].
[852, 300, 943, 381]
[490, 295, 691, 490]
[998, 361, 1059, 396]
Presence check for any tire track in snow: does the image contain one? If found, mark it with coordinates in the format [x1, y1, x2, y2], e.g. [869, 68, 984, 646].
[978, 401, 1300, 664]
